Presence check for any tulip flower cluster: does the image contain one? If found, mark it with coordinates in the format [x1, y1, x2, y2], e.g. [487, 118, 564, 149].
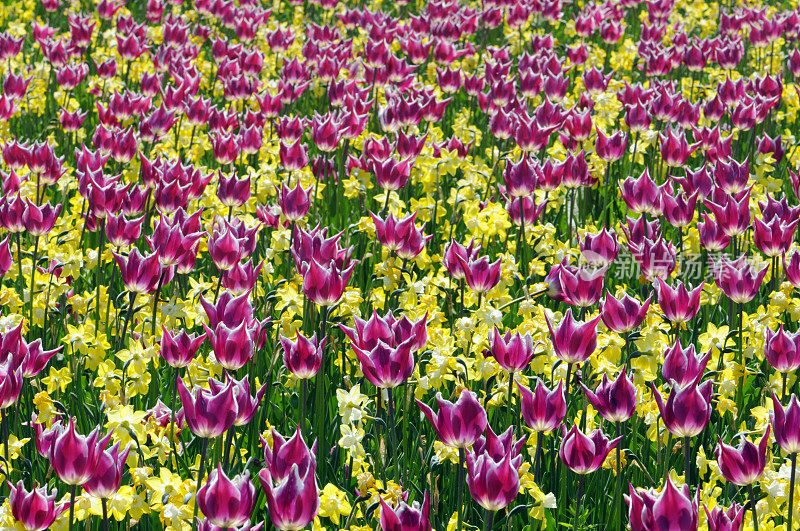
[2, 0, 800, 530]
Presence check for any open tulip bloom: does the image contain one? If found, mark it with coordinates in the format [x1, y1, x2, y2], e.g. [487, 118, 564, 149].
[4, 0, 800, 529]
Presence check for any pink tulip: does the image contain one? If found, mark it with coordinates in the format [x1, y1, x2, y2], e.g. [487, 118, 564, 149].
[712, 255, 768, 304]
[517, 379, 567, 433]
[715, 426, 771, 486]
[770, 392, 800, 455]
[198, 464, 257, 528]
[580, 228, 619, 267]
[177, 377, 238, 439]
[545, 309, 601, 364]
[559, 425, 621, 475]
[662, 339, 710, 388]
[379, 492, 431, 531]
[600, 292, 651, 333]
[280, 332, 325, 379]
[160, 327, 205, 368]
[466, 432, 523, 511]
[278, 181, 311, 221]
[84, 442, 131, 499]
[8, 481, 69, 531]
[114, 248, 163, 294]
[704, 503, 745, 531]
[302, 258, 354, 306]
[49, 418, 111, 485]
[581, 370, 637, 423]
[628, 477, 699, 531]
[559, 265, 606, 308]
[651, 379, 713, 437]
[416, 390, 488, 449]
[656, 278, 704, 324]
[488, 327, 537, 373]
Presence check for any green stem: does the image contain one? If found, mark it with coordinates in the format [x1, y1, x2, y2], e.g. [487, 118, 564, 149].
[573, 474, 585, 530]
[29, 235, 39, 324]
[684, 435, 692, 490]
[457, 447, 465, 531]
[102, 497, 109, 531]
[118, 292, 137, 349]
[788, 453, 796, 531]
[68, 484, 77, 531]
[94, 220, 105, 333]
[387, 387, 398, 481]
[150, 269, 166, 340]
[483, 508, 494, 531]
[615, 421, 622, 527]
[191, 438, 210, 531]
[749, 483, 759, 531]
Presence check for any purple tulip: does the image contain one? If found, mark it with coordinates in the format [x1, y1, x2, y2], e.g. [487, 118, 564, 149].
[466, 434, 522, 511]
[488, 327, 538, 373]
[545, 309, 601, 364]
[456, 254, 502, 294]
[559, 425, 621, 475]
[628, 477, 699, 531]
[655, 278, 703, 324]
[278, 181, 311, 221]
[704, 503, 745, 531]
[259, 463, 319, 531]
[559, 265, 606, 307]
[715, 426, 771, 486]
[662, 339, 710, 388]
[764, 325, 800, 373]
[113, 248, 163, 294]
[340, 310, 428, 352]
[84, 441, 131, 499]
[202, 320, 260, 371]
[262, 428, 317, 480]
[353, 338, 415, 389]
[160, 326, 205, 368]
[771, 392, 800, 454]
[379, 491, 431, 531]
[210, 376, 266, 427]
[712, 254, 768, 304]
[651, 379, 713, 437]
[416, 390, 488, 449]
[280, 332, 325, 379]
[198, 464, 257, 528]
[8, 481, 69, 531]
[49, 418, 111, 485]
[177, 377, 238, 439]
[600, 292, 651, 333]
[517, 379, 567, 433]
[302, 258, 355, 306]
[581, 370, 637, 423]
[580, 228, 620, 267]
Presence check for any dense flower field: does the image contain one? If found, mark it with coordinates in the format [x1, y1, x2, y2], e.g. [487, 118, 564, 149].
[1, 0, 800, 529]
